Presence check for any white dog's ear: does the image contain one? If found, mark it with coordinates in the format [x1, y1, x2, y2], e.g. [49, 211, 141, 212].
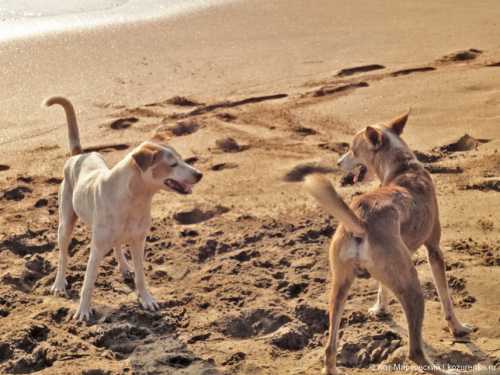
[132, 146, 161, 172]
[388, 109, 410, 135]
[364, 126, 384, 149]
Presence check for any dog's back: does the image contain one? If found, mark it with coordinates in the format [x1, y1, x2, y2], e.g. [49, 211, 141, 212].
[350, 163, 437, 251]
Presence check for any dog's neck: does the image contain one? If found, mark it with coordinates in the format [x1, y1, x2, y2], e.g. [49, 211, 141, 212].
[372, 148, 420, 186]
[108, 157, 158, 203]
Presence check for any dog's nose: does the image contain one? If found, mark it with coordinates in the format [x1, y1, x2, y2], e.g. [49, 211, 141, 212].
[195, 171, 203, 182]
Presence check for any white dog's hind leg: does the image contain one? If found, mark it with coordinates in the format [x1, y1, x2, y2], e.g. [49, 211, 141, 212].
[130, 238, 159, 311]
[114, 246, 132, 281]
[52, 181, 77, 297]
[368, 283, 390, 317]
[74, 241, 106, 321]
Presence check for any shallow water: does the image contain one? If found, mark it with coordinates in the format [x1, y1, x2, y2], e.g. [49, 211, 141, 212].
[0, 0, 229, 42]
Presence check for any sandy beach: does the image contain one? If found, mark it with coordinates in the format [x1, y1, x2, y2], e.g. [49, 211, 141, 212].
[0, 0, 499, 374]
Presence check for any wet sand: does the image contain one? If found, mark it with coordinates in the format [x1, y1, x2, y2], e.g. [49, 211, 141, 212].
[0, 0, 499, 374]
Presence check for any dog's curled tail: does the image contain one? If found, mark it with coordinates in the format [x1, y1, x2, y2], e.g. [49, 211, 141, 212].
[304, 174, 365, 236]
[44, 96, 82, 155]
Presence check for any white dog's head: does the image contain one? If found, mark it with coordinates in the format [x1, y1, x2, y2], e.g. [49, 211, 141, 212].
[131, 140, 202, 195]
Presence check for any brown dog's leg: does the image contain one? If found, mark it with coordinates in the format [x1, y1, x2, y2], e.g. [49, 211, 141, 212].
[425, 242, 473, 337]
[323, 265, 354, 375]
[370, 243, 449, 374]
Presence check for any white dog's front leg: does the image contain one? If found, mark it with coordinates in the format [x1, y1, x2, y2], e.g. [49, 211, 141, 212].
[74, 242, 106, 321]
[130, 238, 159, 311]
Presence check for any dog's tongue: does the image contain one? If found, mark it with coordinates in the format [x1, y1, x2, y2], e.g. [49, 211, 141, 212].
[182, 182, 193, 194]
[341, 164, 367, 186]
[353, 164, 367, 183]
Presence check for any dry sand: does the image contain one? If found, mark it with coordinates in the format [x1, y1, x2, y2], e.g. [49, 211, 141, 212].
[0, 0, 499, 374]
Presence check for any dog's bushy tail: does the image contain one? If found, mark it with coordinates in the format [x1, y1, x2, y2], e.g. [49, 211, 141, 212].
[304, 174, 365, 236]
[44, 96, 82, 155]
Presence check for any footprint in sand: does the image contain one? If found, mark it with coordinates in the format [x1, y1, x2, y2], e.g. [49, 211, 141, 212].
[109, 117, 139, 130]
[215, 137, 250, 153]
[211, 162, 238, 171]
[318, 142, 349, 155]
[216, 308, 291, 339]
[215, 112, 237, 122]
[463, 177, 500, 192]
[336, 64, 385, 77]
[438, 49, 482, 63]
[413, 150, 443, 163]
[184, 156, 199, 165]
[173, 205, 230, 225]
[424, 165, 463, 174]
[170, 120, 200, 136]
[391, 67, 435, 77]
[83, 143, 130, 153]
[164, 96, 202, 107]
[45, 177, 62, 185]
[312, 82, 369, 97]
[2, 186, 32, 201]
[293, 126, 317, 136]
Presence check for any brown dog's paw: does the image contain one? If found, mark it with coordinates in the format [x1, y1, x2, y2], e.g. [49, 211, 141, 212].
[322, 368, 344, 375]
[451, 322, 475, 337]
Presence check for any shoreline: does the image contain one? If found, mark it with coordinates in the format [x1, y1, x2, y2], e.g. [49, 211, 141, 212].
[0, 0, 232, 43]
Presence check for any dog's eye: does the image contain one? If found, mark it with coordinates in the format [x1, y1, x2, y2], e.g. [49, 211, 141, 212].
[170, 162, 178, 168]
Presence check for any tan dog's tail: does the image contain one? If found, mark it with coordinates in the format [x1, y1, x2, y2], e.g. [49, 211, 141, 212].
[304, 174, 365, 236]
[44, 96, 82, 155]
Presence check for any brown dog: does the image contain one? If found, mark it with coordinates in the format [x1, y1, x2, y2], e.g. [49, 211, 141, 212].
[305, 111, 472, 375]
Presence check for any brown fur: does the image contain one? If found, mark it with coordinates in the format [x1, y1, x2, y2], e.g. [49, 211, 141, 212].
[131, 143, 162, 172]
[306, 112, 472, 375]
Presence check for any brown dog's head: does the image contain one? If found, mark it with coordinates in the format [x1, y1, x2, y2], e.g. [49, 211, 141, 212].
[130, 137, 202, 195]
[337, 110, 411, 183]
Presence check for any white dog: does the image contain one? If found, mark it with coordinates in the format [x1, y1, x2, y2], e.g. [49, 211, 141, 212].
[46, 96, 203, 321]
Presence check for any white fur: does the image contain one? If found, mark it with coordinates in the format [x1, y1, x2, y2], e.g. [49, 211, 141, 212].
[51, 142, 202, 321]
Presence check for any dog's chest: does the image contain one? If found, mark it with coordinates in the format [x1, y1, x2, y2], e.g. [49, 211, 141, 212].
[105, 209, 151, 243]
[122, 214, 150, 237]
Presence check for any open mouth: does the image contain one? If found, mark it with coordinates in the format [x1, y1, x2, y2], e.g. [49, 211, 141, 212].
[165, 179, 193, 195]
[340, 164, 368, 186]
[353, 164, 367, 183]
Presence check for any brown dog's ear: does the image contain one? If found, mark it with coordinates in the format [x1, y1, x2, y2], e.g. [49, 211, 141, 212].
[132, 147, 161, 172]
[388, 109, 410, 135]
[364, 126, 384, 149]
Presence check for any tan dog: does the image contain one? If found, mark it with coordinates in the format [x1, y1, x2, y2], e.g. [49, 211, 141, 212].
[45, 96, 203, 321]
[305, 112, 472, 375]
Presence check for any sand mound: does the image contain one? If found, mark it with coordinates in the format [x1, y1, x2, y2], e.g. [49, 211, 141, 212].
[436, 134, 490, 153]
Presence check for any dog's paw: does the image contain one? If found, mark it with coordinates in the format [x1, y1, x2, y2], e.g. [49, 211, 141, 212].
[322, 367, 344, 375]
[139, 292, 159, 311]
[51, 279, 69, 298]
[451, 322, 475, 337]
[73, 306, 93, 322]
